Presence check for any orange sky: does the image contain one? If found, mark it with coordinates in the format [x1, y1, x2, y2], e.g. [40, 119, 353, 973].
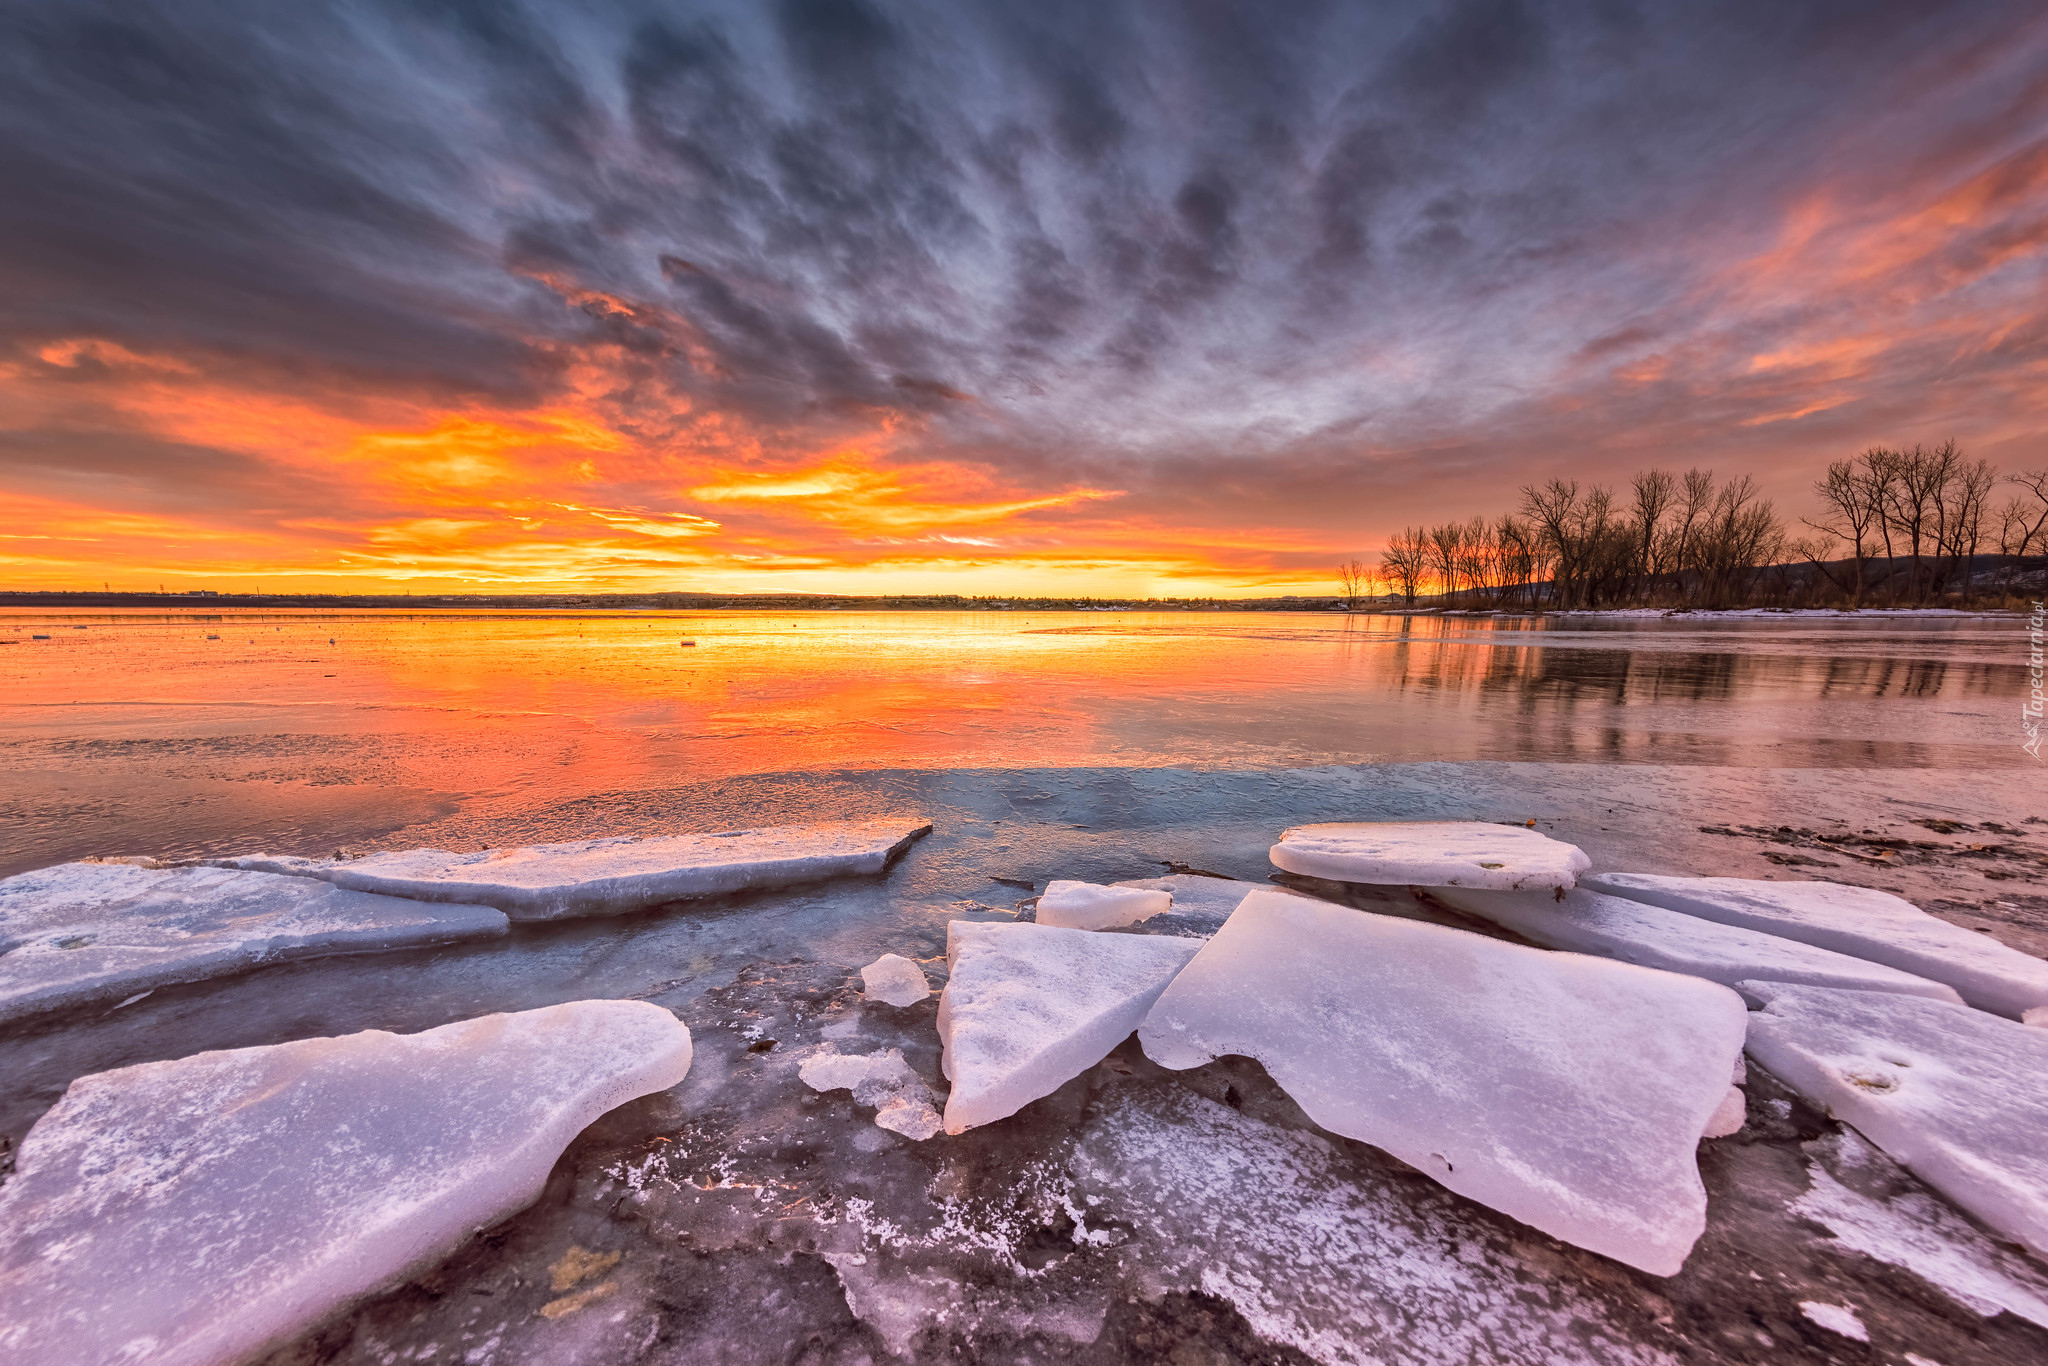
[4, 3, 2045, 597]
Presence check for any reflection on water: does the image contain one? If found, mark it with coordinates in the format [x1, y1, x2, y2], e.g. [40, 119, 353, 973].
[0, 609, 2026, 874]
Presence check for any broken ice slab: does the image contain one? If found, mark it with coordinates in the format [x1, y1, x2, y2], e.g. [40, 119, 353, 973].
[1034, 879, 1171, 930]
[1583, 873, 2048, 1021]
[1139, 890, 1746, 1276]
[1269, 821, 1591, 892]
[939, 921, 1200, 1134]
[1742, 980, 2048, 1262]
[799, 1046, 943, 1140]
[0, 861, 507, 1026]
[215, 817, 933, 921]
[860, 953, 930, 1007]
[1432, 886, 1964, 1005]
[1111, 874, 1326, 937]
[0, 1000, 692, 1366]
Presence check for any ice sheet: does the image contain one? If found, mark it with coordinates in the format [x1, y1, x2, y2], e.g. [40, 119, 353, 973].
[0, 861, 506, 1026]
[1270, 821, 1590, 891]
[1743, 980, 2048, 1261]
[1140, 891, 1746, 1275]
[214, 817, 932, 920]
[1034, 880, 1171, 930]
[0, 1000, 693, 1366]
[939, 921, 1199, 1133]
[1432, 886, 1963, 1004]
[1584, 873, 2048, 1020]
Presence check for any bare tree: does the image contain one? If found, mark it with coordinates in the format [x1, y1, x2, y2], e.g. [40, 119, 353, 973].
[1804, 458, 1882, 606]
[1379, 527, 1428, 607]
[1337, 559, 1371, 609]
[1629, 469, 1676, 601]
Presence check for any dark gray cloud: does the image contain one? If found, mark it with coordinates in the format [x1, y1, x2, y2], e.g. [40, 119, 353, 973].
[1, 0, 2043, 530]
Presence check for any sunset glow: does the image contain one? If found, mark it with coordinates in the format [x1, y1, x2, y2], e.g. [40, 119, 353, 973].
[4, 3, 2046, 596]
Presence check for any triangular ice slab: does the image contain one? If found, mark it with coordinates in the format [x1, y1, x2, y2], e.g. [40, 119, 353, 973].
[0, 1000, 693, 1366]
[215, 817, 932, 921]
[1742, 980, 2048, 1262]
[939, 921, 1200, 1134]
[0, 861, 507, 1026]
[1270, 821, 1590, 892]
[1139, 891, 1745, 1276]
[1582, 873, 2048, 1019]
[1432, 886, 1963, 1004]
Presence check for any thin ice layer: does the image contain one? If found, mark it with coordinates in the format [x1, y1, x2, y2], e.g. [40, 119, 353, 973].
[215, 818, 932, 921]
[1139, 891, 1746, 1276]
[1742, 980, 2048, 1262]
[939, 921, 1200, 1134]
[0, 1001, 693, 1366]
[1270, 821, 1590, 892]
[1034, 880, 1171, 930]
[1432, 886, 1963, 1004]
[1583, 873, 2048, 1020]
[0, 861, 507, 1025]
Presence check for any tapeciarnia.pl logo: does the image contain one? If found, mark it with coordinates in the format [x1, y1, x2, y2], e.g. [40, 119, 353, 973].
[2026, 600, 2045, 760]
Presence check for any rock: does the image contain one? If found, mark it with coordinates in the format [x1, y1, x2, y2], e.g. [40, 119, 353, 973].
[1139, 891, 1747, 1275]
[0, 861, 506, 1026]
[0, 1000, 693, 1366]
[799, 1046, 943, 1141]
[1034, 880, 1173, 930]
[1742, 980, 2048, 1262]
[1583, 873, 2048, 1020]
[860, 953, 930, 1006]
[1269, 821, 1590, 892]
[938, 921, 1200, 1134]
[1431, 886, 1964, 1004]
[212, 818, 932, 921]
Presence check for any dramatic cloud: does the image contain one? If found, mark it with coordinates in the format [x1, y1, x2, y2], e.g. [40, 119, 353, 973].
[1, 0, 2043, 592]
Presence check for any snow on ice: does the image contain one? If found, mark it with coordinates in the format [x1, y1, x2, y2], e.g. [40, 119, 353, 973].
[1269, 821, 1590, 892]
[860, 953, 931, 1007]
[1033, 880, 1172, 930]
[0, 861, 506, 1026]
[938, 921, 1200, 1134]
[213, 818, 932, 920]
[799, 1046, 944, 1140]
[1743, 981, 2048, 1261]
[1584, 873, 2048, 1020]
[1139, 890, 1747, 1275]
[0, 1000, 692, 1366]
[1431, 886, 1964, 1004]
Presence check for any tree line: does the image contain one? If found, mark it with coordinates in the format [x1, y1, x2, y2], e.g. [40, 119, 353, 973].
[1343, 442, 2048, 611]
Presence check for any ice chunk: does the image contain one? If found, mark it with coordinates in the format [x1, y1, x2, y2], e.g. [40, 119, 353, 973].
[1270, 821, 1590, 891]
[0, 861, 506, 1026]
[1583, 873, 2048, 1020]
[1742, 980, 2048, 1261]
[800, 1046, 943, 1141]
[214, 817, 932, 921]
[939, 921, 1200, 1134]
[860, 953, 930, 1006]
[1113, 874, 1265, 920]
[1799, 1302, 1868, 1341]
[1139, 891, 1746, 1275]
[1035, 880, 1172, 930]
[1432, 886, 1964, 1004]
[0, 1000, 692, 1366]
[1702, 1086, 1746, 1138]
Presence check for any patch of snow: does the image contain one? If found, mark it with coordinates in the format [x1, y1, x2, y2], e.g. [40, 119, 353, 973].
[1433, 886, 1963, 1004]
[1584, 873, 2048, 1020]
[1270, 821, 1590, 892]
[799, 1046, 943, 1141]
[2026, 1006, 2048, 1028]
[1797, 1301, 1868, 1341]
[1139, 891, 1746, 1275]
[1034, 880, 1171, 930]
[1074, 1086, 1679, 1366]
[859, 953, 930, 1007]
[212, 817, 932, 921]
[1792, 1131, 2048, 1330]
[0, 861, 506, 1025]
[938, 921, 1199, 1134]
[0, 1000, 692, 1366]
[1744, 981, 2048, 1261]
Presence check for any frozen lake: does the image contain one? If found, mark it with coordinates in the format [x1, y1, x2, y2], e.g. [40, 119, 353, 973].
[0, 608, 2029, 876]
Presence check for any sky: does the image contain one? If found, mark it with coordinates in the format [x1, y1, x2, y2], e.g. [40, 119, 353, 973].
[2, 0, 2045, 597]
